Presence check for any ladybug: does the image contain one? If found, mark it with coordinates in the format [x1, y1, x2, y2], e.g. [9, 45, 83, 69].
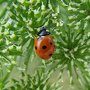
[34, 27, 55, 60]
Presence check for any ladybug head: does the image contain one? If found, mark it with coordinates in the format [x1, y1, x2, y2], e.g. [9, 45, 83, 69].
[37, 27, 50, 36]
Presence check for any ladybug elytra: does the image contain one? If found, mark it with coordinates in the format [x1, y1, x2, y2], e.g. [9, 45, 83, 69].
[34, 27, 55, 60]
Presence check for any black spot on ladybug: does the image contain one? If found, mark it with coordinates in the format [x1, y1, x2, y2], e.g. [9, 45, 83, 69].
[42, 45, 47, 49]
[49, 54, 52, 56]
[35, 46, 37, 50]
[50, 42, 52, 45]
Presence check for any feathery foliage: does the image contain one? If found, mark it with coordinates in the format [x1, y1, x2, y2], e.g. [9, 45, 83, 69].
[0, 0, 90, 90]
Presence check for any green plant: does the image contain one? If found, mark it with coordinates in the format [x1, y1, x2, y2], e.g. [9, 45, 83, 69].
[0, 0, 90, 90]
[4, 68, 61, 90]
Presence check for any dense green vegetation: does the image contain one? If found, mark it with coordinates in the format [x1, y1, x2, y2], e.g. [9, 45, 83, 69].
[0, 0, 90, 90]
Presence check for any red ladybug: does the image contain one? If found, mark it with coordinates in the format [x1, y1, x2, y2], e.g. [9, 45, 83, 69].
[34, 27, 55, 60]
